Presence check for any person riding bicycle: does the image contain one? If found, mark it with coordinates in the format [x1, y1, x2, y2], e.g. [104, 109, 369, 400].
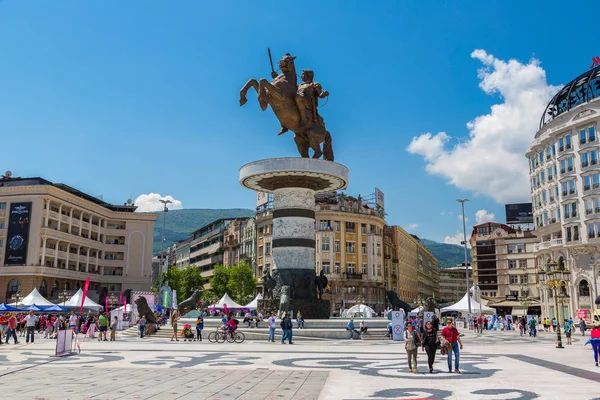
[217, 313, 228, 331]
[225, 315, 238, 337]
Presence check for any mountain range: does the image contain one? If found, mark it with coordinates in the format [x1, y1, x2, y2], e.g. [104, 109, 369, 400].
[150, 209, 470, 268]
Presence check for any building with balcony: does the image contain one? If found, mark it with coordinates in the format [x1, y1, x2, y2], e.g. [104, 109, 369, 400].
[526, 63, 600, 320]
[438, 265, 472, 303]
[0, 177, 157, 303]
[255, 210, 273, 279]
[469, 222, 539, 314]
[222, 218, 253, 267]
[174, 218, 248, 286]
[315, 193, 387, 313]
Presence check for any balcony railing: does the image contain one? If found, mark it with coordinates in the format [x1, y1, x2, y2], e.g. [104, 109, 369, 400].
[344, 273, 363, 280]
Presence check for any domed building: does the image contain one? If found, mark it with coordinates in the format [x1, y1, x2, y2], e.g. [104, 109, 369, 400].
[526, 64, 600, 321]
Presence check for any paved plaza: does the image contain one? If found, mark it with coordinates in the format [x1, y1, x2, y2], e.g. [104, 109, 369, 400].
[0, 330, 599, 399]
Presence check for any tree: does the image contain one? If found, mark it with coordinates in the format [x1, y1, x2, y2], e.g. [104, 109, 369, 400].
[180, 264, 204, 300]
[227, 261, 258, 305]
[207, 262, 258, 305]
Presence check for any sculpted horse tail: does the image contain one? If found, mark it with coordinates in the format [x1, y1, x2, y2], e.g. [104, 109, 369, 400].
[323, 131, 334, 162]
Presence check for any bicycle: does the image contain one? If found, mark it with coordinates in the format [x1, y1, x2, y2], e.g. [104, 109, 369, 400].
[226, 330, 245, 343]
[207, 329, 226, 343]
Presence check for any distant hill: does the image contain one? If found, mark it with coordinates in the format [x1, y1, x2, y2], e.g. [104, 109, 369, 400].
[150, 208, 255, 254]
[151, 209, 470, 268]
[419, 238, 471, 268]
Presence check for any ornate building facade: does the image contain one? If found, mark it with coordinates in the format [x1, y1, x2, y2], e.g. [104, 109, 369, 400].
[526, 64, 600, 320]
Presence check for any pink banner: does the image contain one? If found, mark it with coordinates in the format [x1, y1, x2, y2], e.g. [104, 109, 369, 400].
[105, 296, 109, 313]
[80, 277, 90, 315]
[124, 297, 127, 312]
[119, 292, 123, 309]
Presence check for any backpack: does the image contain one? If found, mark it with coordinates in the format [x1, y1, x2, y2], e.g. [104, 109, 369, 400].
[280, 319, 286, 329]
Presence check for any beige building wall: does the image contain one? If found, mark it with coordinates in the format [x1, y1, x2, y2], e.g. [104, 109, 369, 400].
[438, 266, 471, 303]
[385, 226, 419, 303]
[0, 179, 157, 302]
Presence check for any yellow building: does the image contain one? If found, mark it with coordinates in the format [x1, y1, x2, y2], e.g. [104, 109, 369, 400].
[0, 177, 157, 302]
[314, 193, 387, 312]
[384, 226, 438, 303]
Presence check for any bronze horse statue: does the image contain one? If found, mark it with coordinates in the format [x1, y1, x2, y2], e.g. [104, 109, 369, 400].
[239, 53, 334, 161]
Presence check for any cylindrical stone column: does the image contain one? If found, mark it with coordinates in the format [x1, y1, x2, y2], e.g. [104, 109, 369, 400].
[272, 187, 316, 299]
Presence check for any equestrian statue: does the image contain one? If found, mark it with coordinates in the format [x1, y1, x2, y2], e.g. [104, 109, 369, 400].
[240, 50, 334, 161]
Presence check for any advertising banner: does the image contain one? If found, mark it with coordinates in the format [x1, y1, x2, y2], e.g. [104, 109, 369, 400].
[55, 330, 73, 357]
[423, 311, 434, 325]
[505, 203, 533, 224]
[391, 310, 405, 342]
[4, 202, 32, 265]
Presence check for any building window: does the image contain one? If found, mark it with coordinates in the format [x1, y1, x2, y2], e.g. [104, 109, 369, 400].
[265, 263, 270, 273]
[265, 242, 271, 255]
[509, 275, 518, 284]
[0, 203, 5, 210]
[508, 244, 525, 254]
[376, 244, 381, 256]
[510, 290, 519, 297]
[319, 220, 332, 230]
[0, 221, 4, 229]
[518, 259, 527, 269]
[322, 262, 330, 274]
[347, 263, 356, 274]
[581, 129, 587, 145]
[377, 264, 382, 276]
[508, 260, 517, 269]
[566, 135, 572, 149]
[345, 222, 356, 233]
[334, 221, 341, 232]
[345, 241, 356, 254]
[361, 242, 367, 254]
[590, 126, 596, 142]
[334, 240, 340, 253]
[579, 280, 590, 296]
[361, 224, 367, 234]
[334, 263, 341, 274]
[322, 236, 330, 251]
[520, 275, 528, 284]
[361, 263, 367, 274]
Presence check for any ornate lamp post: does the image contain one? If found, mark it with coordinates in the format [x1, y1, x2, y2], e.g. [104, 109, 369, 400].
[10, 292, 22, 309]
[538, 260, 571, 349]
[58, 290, 70, 307]
[108, 293, 119, 311]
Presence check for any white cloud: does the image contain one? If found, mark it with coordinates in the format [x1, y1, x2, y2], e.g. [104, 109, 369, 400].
[406, 223, 419, 230]
[444, 231, 470, 248]
[440, 211, 454, 216]
[475, 209, 496, 224]
[134, 193, 184, 212]
[457, 214, 469, 223]
[406, 49, 561, 203]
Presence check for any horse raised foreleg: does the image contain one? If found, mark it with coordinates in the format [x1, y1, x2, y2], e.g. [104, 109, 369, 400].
[240, 79, 258, 106]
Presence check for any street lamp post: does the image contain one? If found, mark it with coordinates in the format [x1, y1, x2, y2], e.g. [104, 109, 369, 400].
[108, 293, 119, 311]
[457, 199, 472, 315]
[58, 290, 70, 307]
[158, 199, 172, 291]
[538, 260, 571, 349]
[10, 292, 21, 309]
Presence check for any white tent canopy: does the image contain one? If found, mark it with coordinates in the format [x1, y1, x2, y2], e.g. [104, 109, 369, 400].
[115, 304, 132, 312]
[411, 306, 423, 313]
[210, 293, 245, 309]
[440, 293, 494, 314]
[345, 304, 376, 318]
[9, 288, 54, 307]
[62, 289, 103, 312]
[245, 293, 263, 309]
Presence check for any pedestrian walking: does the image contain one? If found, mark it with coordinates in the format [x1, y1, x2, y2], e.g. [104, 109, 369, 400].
[0, 313, 7, 344]
[529, 317, 537, 337]
[281, 313, 293, 344]
[170, 310, 180, 342]
[421, 320, 439, 373]
[25, 311, 38, 343]
[195, 314, 204, 341]
[404, 323, 420, 374]
[589, 324, 600, 367]
[5, 313, 18, 344]
[267, 312, 276, 342]
[441, 318, 463, 373]
[138, 315, 147, 338]
[580, 319, 587, 336]
[564, 319, 572, 345]
[551, 317, 557, 332]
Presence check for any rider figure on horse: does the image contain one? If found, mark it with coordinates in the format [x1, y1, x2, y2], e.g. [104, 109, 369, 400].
[277, 69, 329, 136]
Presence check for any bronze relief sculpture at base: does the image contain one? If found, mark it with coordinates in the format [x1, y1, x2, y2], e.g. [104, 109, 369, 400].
[240, 51, 334, 161]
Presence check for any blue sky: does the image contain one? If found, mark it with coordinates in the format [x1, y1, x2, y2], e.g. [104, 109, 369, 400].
[1, 1, 598, 243]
